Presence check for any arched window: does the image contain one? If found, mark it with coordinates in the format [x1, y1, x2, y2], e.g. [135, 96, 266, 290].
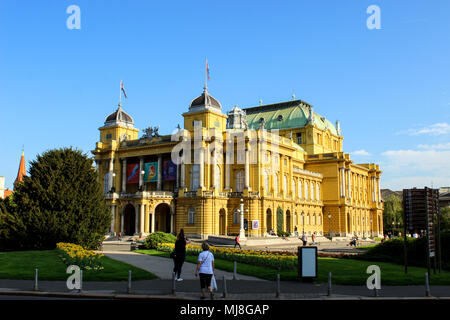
[188, 207, 195, 224]
[298, 180, 302, 198]
[191, 164, 200, 191]
[283, 175, 287, 193]
[312, 214, 316, 225]
[235, 170, 244, 192]
[318, 214, 322, 225]
[233, 208, 240, 224]
[311, 181, 315, 200]
[307, 214, 310, 225]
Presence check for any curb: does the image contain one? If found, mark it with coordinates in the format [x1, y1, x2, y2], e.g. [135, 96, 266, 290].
[0, 290, 189, 300]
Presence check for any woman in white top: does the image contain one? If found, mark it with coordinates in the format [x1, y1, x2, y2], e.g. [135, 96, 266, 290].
[195, 242, 215, 299]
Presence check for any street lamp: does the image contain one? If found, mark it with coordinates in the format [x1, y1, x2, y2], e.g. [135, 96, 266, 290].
[328, 214, 332, 241]
[239, 199, 246, 239]
[111, 173, 116, 193]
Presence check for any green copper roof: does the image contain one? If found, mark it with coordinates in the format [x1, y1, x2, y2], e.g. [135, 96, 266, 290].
[243, 100, 338, 136]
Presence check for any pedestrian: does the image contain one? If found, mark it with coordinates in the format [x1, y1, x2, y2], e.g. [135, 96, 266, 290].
[234, 234, 242, 249]
[195, 242, 215, 300]
[118, 231, 122, 241]
[172, 229, 187, 281]
[311, 232, 317, 245]
[294, 226, 298, 237]
[302, 232, 307, 246]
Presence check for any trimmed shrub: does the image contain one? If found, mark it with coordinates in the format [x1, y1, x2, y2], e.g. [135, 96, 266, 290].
[354, 232, 450, 270]
[141, 232, 176, 249]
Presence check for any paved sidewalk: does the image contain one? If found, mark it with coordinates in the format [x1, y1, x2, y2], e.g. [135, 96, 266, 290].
[102, 250, 265, 281]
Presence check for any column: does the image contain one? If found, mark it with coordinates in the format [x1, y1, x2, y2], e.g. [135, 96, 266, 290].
[180, 161, 185, 189]
[151, 209, 155, 233]
[244, 148, 250, 189]
[135, 204, 139, 235]
[109, 157, 114, 192]
[170, 213, 174, 233]
[122, 158, 127, 192]
[377, 178, 381, 203]
[211, 154, 215, 188]
[120, 213, 124, 234]
[110, 205, 116, 234]
[225, 163, 230, 190]
[139, 157, 144, 190]
[140, 203, 145, 234]
[157, 154, 162, 191]
[199, 148, 204, 188]
[176, 163, 180, 189]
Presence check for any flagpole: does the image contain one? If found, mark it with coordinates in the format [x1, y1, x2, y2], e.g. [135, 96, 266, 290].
[204, 58, 208, 92]
[119, 79, 122, 107]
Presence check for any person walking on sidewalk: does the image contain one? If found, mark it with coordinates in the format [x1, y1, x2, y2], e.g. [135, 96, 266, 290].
[173, 229, 187, 281]
[195, 242, 215, 300]
[311, 232, 316, 245]
[234, 234, 242, 250]
[302, 232, 307, 246]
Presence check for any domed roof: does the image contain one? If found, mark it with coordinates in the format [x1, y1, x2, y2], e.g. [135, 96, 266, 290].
[104, 105, 135, 128]
[189, 89, 222, 111]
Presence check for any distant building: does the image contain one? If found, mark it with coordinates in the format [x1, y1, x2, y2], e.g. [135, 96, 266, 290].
[439, 187, 450, 208]
[14, 150, 26, 190]
[0, 176, 13, 200]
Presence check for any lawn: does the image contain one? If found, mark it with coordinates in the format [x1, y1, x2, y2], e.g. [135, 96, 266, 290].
[136, 249, 450, 286]
[0, 250, 156, 281]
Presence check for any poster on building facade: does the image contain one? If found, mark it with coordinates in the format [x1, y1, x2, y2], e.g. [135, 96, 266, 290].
[127, 163, 140, 184]
[144, 162, 158, 183]
[163, 160, 177, 181]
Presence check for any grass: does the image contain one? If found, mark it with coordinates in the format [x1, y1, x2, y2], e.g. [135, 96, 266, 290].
[136, 249, 450, 286]
[0, 250, 157, 281]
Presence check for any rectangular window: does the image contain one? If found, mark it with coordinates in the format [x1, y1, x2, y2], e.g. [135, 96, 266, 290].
[188, 208, 195, 224]
[106, 134, 112, 140]
[297, 133, 302, 144]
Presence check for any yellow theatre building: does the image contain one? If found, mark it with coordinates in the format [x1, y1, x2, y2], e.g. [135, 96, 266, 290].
[92, 85, 383, 239]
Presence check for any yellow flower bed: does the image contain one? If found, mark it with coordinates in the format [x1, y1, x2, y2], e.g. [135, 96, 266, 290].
[157, 243, 297, 270]
[56, 242, 104, 270]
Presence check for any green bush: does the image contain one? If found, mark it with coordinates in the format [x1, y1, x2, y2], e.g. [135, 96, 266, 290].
[354, 232, 450, 270]
[141, 232, 176, 249]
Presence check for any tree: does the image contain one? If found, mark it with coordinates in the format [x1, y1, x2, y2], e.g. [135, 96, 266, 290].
[383, 194, 403, 233]
[0, 148, 111, 250]
[439, 207, 450, 232]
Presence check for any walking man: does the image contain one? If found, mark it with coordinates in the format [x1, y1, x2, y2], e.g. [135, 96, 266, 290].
[234, 235, 242, 249]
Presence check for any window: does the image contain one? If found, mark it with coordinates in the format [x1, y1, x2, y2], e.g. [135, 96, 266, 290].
[191, 164, 200, 190]
[305, 181, 309, 199]
[292, 180, 296, 198]
[188, 207, 195, 224]
[298, 180, 302, 198]
[297, 133, 302, 144]
[312, 214, 316, 225]
[264, 171, 269, 191]
[283, 175, 287, 193]
[274, 173, 279, 194]
[235, 170, 244, 192]
[307, 214, 310, 225]
[233, 208, 240, 224]
[106, 133, 112, 140]
[310, 181, 315, 200]
[215, 165, 221, 190]
[316, 184, 320, 200]
[318, 214, 322, 225]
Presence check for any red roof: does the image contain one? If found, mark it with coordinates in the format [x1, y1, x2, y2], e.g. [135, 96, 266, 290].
[4, 189, 13, 198]
[14, 150, 26, 189]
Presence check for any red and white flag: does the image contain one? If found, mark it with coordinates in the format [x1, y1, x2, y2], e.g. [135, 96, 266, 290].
[121, 80, 127, 99]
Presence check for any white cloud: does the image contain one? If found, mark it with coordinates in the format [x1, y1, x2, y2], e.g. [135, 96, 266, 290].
[406, 123, 450, 136]
[380, 149, 450, 190]
[418, 142, 450, 150]
[351, 149, 371, 156]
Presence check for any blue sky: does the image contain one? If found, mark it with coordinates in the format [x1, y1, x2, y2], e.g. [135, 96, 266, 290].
[0, 0, 449, 190]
